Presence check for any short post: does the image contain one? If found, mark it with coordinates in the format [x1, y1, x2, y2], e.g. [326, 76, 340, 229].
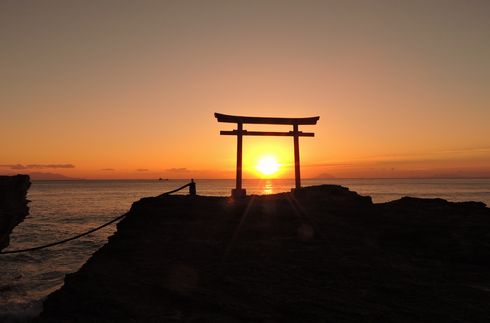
[189, 179, 196, 196]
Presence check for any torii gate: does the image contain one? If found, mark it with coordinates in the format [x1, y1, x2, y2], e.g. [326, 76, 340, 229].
[215, 113, 320, 197]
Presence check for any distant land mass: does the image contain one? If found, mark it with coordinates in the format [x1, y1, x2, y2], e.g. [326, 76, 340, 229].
[28, 172, 83, 180]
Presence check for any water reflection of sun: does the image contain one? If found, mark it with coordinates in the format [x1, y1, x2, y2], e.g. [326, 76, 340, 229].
[262, 180, 273, 195]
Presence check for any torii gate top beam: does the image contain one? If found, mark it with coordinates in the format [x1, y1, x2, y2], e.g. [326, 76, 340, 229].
[215, 113, 319, 125]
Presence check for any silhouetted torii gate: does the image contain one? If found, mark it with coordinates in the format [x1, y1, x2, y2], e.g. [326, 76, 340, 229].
[215, 112, 320, 197]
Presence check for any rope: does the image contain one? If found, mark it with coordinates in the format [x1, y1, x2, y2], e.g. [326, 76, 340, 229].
[0, 181, 195, 255]
[0, 213, 127, 255]
[156, 182, 191, 197]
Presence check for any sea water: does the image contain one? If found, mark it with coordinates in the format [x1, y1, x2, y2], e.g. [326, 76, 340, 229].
[1, 178, 489, 318]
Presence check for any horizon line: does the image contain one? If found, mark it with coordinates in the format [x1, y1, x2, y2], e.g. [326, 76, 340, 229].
[26, 176, 490, 181]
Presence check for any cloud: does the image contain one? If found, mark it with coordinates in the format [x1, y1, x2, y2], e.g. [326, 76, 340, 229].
[165, 168, 189, 172]
[354, 147, 490, 165]
[0, 164, 28, 170]
[30, 164, 75, 169]
[101, 168, 115, 171]
[136, 168, 149, 172]
[0, 163, 75, 170]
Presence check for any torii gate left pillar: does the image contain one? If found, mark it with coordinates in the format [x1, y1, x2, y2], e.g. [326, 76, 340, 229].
[235, 122, 244, 196]
[215, 113, 320, 198]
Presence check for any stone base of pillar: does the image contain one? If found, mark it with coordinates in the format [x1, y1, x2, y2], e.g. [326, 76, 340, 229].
[290, 187, 304, 195]
[231, 188, 247, 198]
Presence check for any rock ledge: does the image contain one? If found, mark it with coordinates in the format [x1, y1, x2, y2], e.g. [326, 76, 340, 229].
[0, 174, 31, 250]
[38, 185, 490, 322]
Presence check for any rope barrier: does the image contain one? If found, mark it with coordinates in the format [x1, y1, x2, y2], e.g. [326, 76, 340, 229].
[0, 213, 127, 255]
[0, 181, 196, 255]
[156, 181, 194, 197]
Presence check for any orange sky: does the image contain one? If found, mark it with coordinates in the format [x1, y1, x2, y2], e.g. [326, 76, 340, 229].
[1, 1, 489, 179]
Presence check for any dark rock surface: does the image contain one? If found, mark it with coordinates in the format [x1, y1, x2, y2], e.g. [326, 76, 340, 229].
[0, 174, 31, 250]
[37, 185, 490, 322]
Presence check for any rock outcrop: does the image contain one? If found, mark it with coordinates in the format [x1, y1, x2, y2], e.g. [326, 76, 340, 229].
[0, 174, 31, 250]
[38, 185, 490, 322]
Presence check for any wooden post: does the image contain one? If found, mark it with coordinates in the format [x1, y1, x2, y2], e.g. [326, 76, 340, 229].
[189, 179, 196, 196]
[293, 124, 301, 190]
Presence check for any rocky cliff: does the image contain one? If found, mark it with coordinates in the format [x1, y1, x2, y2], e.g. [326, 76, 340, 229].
[38, 185, 490, 322]
[0, 174, 31, 250]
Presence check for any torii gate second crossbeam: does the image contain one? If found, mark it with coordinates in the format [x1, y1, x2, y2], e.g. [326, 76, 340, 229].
[215, 112, 320, 197]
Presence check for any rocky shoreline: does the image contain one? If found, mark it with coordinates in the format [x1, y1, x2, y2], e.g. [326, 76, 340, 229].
[37, 185, 490, 322]
[0, 175, 31, 250]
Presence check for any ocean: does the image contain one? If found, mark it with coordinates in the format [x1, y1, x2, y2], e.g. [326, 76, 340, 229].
[1, 178, 489, 318]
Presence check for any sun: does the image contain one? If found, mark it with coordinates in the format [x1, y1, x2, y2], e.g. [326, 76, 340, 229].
[256, 156, 280, 176]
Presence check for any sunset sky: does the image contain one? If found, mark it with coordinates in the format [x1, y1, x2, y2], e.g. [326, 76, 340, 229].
[1, 1, 489, 179]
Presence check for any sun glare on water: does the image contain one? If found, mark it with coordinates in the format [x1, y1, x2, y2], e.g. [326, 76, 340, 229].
[256, 156, 280, 176]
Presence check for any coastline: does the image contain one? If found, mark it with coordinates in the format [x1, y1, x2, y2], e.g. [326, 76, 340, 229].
[0, 175, 31, 250]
